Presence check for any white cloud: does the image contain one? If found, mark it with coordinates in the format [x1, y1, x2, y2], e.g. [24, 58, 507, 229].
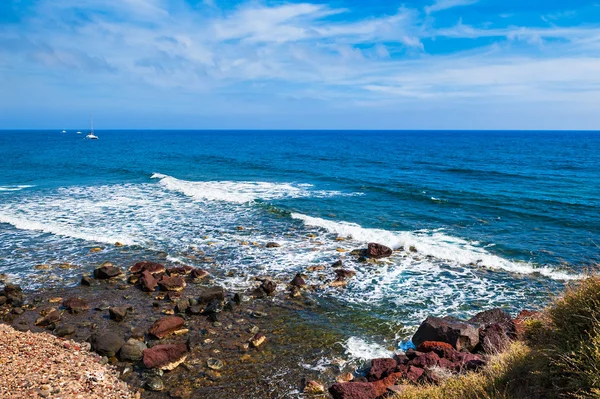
[425, 0, 478, 15]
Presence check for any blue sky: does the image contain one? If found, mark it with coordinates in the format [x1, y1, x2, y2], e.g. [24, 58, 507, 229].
[1, 0, 600, 129]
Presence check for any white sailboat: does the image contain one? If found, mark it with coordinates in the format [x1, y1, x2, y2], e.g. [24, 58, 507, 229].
[76, 131, 82, 134]
[85, 116, 98, 140]
[61, 130, 67, 133]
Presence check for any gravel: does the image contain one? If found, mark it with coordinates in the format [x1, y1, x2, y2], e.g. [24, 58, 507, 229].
[0, 324, 137, 399]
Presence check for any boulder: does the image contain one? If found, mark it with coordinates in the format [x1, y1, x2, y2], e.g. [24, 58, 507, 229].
[412, 316, 479, 352]
[143, 343, 188, 370]
[35, 309, 61, 327]
[190, 268, 209, 282]
[290, 273, 306, 288]
[109, 306, 128, 322]
[335, 269, 356, 279]
[3, 284, 24, 307]
[407, 351, 440, 368]
[405, 366, 424, 383]
[140, 271, 159, 292]
[130, 261, 166, 275]
[80, 275, 96, 286]
[148, 316, 185, 339]
[94, 266, 123, 280]
[329, 382, 377, 399]
[158, 275, 186, 292]
[478, 323, 511, 354]
[166, 265, 193, 276]
[265, 242, 281, 248]
[90, 331, 125, 357]
[198, 286, 225, 304]
[54, 324, 76, 337]
[260, 279, 277, 296]
[119, 338, 147, 362]
[367, 243, 393, 259]
[417, 341, 454, 353]
[468, 308, 513, 327]
[371, 372, 403, 396]
[367, 358, 397, 381]
[63, 297, 89, 314]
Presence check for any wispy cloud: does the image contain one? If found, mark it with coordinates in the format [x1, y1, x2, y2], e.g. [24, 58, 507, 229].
[424, 0, 478, 14]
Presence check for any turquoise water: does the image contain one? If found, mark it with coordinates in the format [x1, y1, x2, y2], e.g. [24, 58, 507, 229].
[1, 130, 599, 346]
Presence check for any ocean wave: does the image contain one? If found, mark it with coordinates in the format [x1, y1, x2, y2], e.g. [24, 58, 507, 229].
[290, 213, 580, 281]
[0, 185, 34, 192]
[0, 212, 137, 245]
[151, 173, 360, 203]
[343, 337, 393, 362]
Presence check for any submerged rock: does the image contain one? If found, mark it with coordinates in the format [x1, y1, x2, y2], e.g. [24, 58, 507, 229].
[260, 279, 277, 296]
[148, 316, 185, 339]
[120, 338, 147, 362]
[143, 343, 188, 370]
[109, 306, 128, 322]
[35, 309, 61, 327]
[63, 297, 89, 314]
[90, 331, 125, 357]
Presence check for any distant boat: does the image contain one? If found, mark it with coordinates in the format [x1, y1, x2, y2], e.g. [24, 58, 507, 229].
[76, 131, 82, 134]
[85, 116, 98, 140]
[61, 130, 66, 133]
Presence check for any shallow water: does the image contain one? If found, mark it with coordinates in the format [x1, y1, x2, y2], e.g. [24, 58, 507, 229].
[1, 130, 599, 353]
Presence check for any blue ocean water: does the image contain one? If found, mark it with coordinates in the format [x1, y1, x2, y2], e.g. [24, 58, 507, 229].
[1, 130, 599, 348]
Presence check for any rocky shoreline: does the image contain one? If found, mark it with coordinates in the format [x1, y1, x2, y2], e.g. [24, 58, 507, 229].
[0, 242, 537, 398]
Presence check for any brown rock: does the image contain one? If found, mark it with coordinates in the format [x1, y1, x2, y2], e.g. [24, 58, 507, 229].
[250, 333, 266, 348]
[329, 382, 377, 399]
[35, 310, 61, 327]
[62, 297, 89, 314]
[130, 261, 166, 275]
[407, 351, 440, 368]
[198, 286, 225, 304]
[290, 273, 306, 288]
[143, 343, 188, 370]
[367, 243, 393, 259]
[335, 269, 356, 279]
[166, 265, 193, 276]
[260, 279, 277, 296]
[158, 275, 186, 292]
[190, 268, 209, 281]
[265, 242, 281, 248]
[405, 366, 424, 383]
[109, 307, 128, 322]
[148, 316, 185, 339]
[367, 358, 397, 381]
[93, 266, 123, 280]
[140, 270, 159, 292]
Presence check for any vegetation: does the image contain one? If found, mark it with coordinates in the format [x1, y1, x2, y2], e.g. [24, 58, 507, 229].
[394, 276, 600, 399]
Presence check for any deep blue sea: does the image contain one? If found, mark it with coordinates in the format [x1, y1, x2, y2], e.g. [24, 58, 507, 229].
[1, 130, 599, 355]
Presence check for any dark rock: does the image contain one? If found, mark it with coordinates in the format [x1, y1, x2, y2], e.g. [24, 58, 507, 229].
[140, 271, 159, 292]
[478, 323, 511, 354]
[90, 331, 125, 357]
[335, 269, 356, 279]
[329, 382, 377, 399]
[412, 316, 479, 352]
[109, 307, 128, 322]
[0, 296, 6, 306]
[158, 275, 186, 292]
[367, 243, 393, 259]
[12, 307, 24, 315]
[393, 353, 409, 365]
[405, 349, 422, 360]
[35, 310, 61, 327]
[80, 276, 96, 286]
[143, 343, 188, 370]
[265, 242, 280, 248]
[198, 286, 225, 304]
[130, 261, 166, 275]
[166, 265, 193, 276]
[469, 308, 513, 327]
[407, 351, 440, 368]
[148, 316, 185, 339]
[260, 279, 277, 296]
[174, 299, 189, 314]
[190, 268, 209, 282]
[63, 297, 89, 314]
[3, 284, 24, 307]
[130, 327, 145, 340]
[290, 273, 306, 288]
[54, 324, 76, 337]
[94, 266, 123, 280]
[251, 287, 267, 298]
[331, 260, 343, 268]
[367, 358, 397, 381]
[223, 301, 235, 311]
[188, 305, 203, 315]
[203, 299, 223, 315]
[120, 338, 147, 362]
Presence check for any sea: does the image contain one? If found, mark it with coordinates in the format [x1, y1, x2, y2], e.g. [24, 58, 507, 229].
[1, 130, 599, 360]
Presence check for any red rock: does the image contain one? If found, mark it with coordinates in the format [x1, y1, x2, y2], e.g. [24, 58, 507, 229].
[514, 310, 542, 337]
[167, 265, 194, 276]
[130, 261, 166, 275]
[62, 297, 89, 314]
[407, 351, 440, 368]
[158, 275, 186, 292]
[371, 372, 403, 396]
[405, 366, 424, 383]
[367, 243, 393, 259]
[148, 316, 185, 339]
[438, 358, 455, 369]
[367, 358, 397, 381]
[142, 343, 187, 370]
[190, 268, 209, 281]
[417, 341, 454, 353]
[328, 382, 377, 399]
[140, 271, 159, 292]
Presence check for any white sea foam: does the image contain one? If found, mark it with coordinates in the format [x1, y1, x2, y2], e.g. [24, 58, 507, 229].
[151, 173, 356, 203]
[343, 337, 393, 362]
[0, 185, 34, 192]
[291, 213, 580, 281]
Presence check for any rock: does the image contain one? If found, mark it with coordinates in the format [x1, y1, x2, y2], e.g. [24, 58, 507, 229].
[367, 243, 393, 259]
[307, 265, 325, 272]
[140, 271, 159, 292]
[331, 260, 343, 268]
[260, 279, 277, 296]
[207, 358, 224, 370]
[478, 323, 511, 354]
[143, 343, 188, 370]
[190, 268, 209, 282]
[93, 266, 123, 280]
[367, 358, 397, 381]
[146, 377, 165, 391]
[148, 316, 185, 339]
[120, 338, 147, 362]
[174, 299, 189, 314]
[290, 273, 306, 288]
[233, 293, 243, 304]
[469, 308, 513, 327]
[336, 373, 354, 383]
[54, 324, 76, 337]
[329, 382, 376, 399]
[250, 333, 266, 348]
[12, 307, 24, 315]
[158, 275, 186, 292]
[407, 351, 440, 368]
[416, 341, 455, 357]
[80, 275, 96, 286]
[130, 327, 145, 340]
[251, 287, 267, 298]
[130, 261, 166, 275]
[0, 296, 6, 306]
[412, 316, 479, 352]
[35, 310, 61, 327]
[198, 286, 225, 304]
[265, 242, 280, 248]
[89, 247, 103, 253]
[90, 331, 125, 357]
[63, 297, 89, 314]
[335, 269, 356, 279]
[204, 299, 223, 315]
[371, 372, 404, 396]
[188, 305, 203, 315]
[329, 278, 348, 288]
[304, 380, 325, 394]
[3, 284, 24, 307]
[166, 265, 193, 276]
[405, 366, 424, 383]
[109, 307, 128, 322]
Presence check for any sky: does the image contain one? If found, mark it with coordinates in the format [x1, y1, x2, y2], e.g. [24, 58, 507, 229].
[1, 0, 600, 129]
